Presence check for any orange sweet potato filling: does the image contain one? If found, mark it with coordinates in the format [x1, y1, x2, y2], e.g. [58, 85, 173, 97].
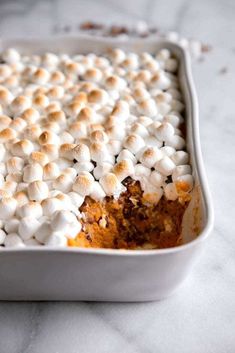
[68, 178, 190, 249]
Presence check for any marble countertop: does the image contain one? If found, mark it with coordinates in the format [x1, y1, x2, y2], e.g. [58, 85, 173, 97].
[0, 0, 235, 352]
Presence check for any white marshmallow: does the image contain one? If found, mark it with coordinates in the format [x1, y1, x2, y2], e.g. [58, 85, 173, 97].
[166, 135, 185, 150]
[160, 146, 176, 157]
[4, 233, 25, 248]
[29, 151, 50, 166]
[130, 122, 149, 138]
[6, 157, 24, 173]
[4, 218, 19, 234]
[154, 122, 175, 141]
[123, 134, 145, 154]
[68, 192, 84, 209]
[155, 156, 176, 176]
[175, 174, 194, 192]
[23, 163, 43, 182]
[28, 180, 49, 201]
[93, 163, 113, 180]
[34, 221, 52, 243]
[41, 144, 59, 162]
[90, 142, 113, 164]
[0, 197, 17, 220]
[55, 158, 72, 170]
[107, 140, 122, 156]
[51, 210, 77, 231]
[137, 99, 157, 117]
[150, 171, 165, 187]
[11, 139, 34, 157]
[164, 183, 178, 200]
[172, 165, 191, 181]
[2, 48, 21, 64]
[43, 162, 60, 180]
[18, 217, 41, 241]
[100, 173, 125, 198]
[117, 149, 137, 165]
[163, 114, 182, 128]
[113, 159, 134, 181]
[150, 72, 171, 90]
[62, 167, 77, 180]
[24, 238, 41, 246]
[41, 197, 63, 216]
[72, 143, 90, 162]
[72, 172, 94, 196]
[89, 182, 106, 201]
[18, 201, 42, 219]
[73, 161, 94, 174]
[45, 232, 67, 246]
[171, 151, 189, 165]
[65, 221, 82, 239]
[52, 174, 73, 193]
[139, 147, 163, 168]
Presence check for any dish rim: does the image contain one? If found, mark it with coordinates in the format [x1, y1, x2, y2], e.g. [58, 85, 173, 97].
[0, 35, 214, 256]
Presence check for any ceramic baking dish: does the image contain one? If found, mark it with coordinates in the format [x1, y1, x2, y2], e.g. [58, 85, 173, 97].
[0, 35, 214, 301]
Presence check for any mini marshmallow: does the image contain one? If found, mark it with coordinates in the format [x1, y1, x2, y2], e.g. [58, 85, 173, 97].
[154, 122, 175, 141]
[0, 115, 11, 130]
[34, 221, 52, 243]
[160, 146, 176, 157]
[144, 135, 163, 148]
[74, 161, 94, 174]
[93, 162, 113, 180]
[45, 231, 67, 246]
[52, 174, 73, 193]
[68, 121, 87, 139]
[139, 147, 163, 168]
[4, 218, 20, 234]
[2, 48, 21, 64]
[171, 99, 184, 112]
[42, 122, 60, 134]
[28, 180, 49, 201]
[72, 172, 94, 196]
[88, 89, 109, 105]
[18, 201, 43, 219]
[164, 183, 178, 200]
[59, 131, 75, 144]
[106, 125, 126, 140]
[111, 100, 129, 121]
[72, 143, 90, 162]
[11, 139, 34, 157]
[90, 130, 109, 144]
[5, 173, 22, 183]
[0, 127, 17, 142]
[137, 99, 157, 117]
[24, 238, 41, 246]
[21, 108, 40, 124]
[10, 117, 27, 132]
[100, 173, 125, 197]
[106, 140, 122, 156]
[29, 151, 49, 166]
[90, 142, 113, 163]
[4, 233, 25, 248]
[38, 130, 60, 145]
[109, 48, 126, 64]
[59, 143, 76, 161]
[47, 110, 66, 125]
[175, 174, 193, 193]
[0, 87, 13, 105]
[65, 221, 82, 239]
[18, 217, 41, 241]
[166, 135, 185, 150]
[155, 156, 176, 176]
[142, 185, 163, 205]
[23, 163, 43, 182]
[51, 210, 77, 231]
[41, 144, 59, 161]
[123, 134, 145, 154]
[6, 157, 24, 173]
[89, 181, 106, 201]
[84, 68, 102, 82]
[62, 167, 77, 180]
[172, 165, 191, 181]
[150, 72, 171, 90]
[0, 64, 12, 79]
[133, 164, 151, 179]
[55, 158, 72, 170]
[43, 162, 60, 180]
[171, 151, 189, 165]
[0, 197, 17, 220]
[14, 191, 29, 207]
[10, 95, 31, 115]
[50, 70, 65, 85]
[113, 159, 134, 181]
[32, 67, 50, 84]
[165, 58, 178, 72]
[41, 197, 63, 216]
[150, 171, 165, 187]
[105, 75, 126, 91]
[41, 52, 59, 68]
[68, 192, 84, 208]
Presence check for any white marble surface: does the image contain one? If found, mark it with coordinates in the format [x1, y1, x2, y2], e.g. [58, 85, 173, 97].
[0, 0, 235, 352]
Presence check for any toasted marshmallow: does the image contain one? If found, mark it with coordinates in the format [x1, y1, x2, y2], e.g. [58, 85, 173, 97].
[62, 167, 77, 180]
[0, 87, 13, 105]
[172, 165, 191, 181]
[155, 156, 175, 176]
[175, 174, 193, 193]
[74, 161, 94, 174]
[90, 142, 112, 163]
[0, 197, 17, 220]
[28, 180, 49, 201]
[52, 174, 73, 193]
[150, 72, 171, 90]
[59, 143, 76, 161]
[68, 121, 87, 139]
[105, 75, 126, 91]
[132, 87, 150, 103]
[23, 163, 43, 182]
[111, 100, 129, 121]
[21, 108, 40, 124]
[72, 172, 94, 196]
[93, 163, 113, 180]
[117, 149, 137, 164]
[2, 48, 20, 64]
[6, 173, 22, 183]
[100, 173, 125, 197]
[38, 130, 60, 145]
[138, 116, 155, 127]
[142, 185, 163, 205]
[41, 144, 59, 161]
[90, 130, 108, 144]
[32, 68, 50, 84]
[18, 217, 41, 241]
[14, 191, 29, 207]
[0, 115, 11, 130]
[164, 183, 178, 200]
[134, 164, 151, 179]
[171, 151, 189, 165]
[109, 48, 126, 64]
[77, 106, 97, 124]
[0, 64, 12, 79]
[0, 127, 17, 142]
[41, 197, 63, 216]
[84, 68, 102, 82]
[11, 139, 34, 157]
[65, 61, 85, 76]
[123, 134, 145, 154]
[10, 117, 27, 132]
[113, 159, 134, 181]
[24, 124, 42, 141]
[43, 162, 60, 180]
[4, 233, 25, 248]
[50, 70, 65, 85]
[137, 99, 157, 117]
[10, 95, 31, 115]
[41, 52, 59, 68]
[6, 156, 24, 173]
[88, 89, 108, 105]
[130, 122, 149, 138]
[106, 125, 126, 140]
[47, 110, 66, 125]
[139, 147, 163, 168]
[72, 143, 90, 162]
[32, 93, 49, 111]
[154, 122, 175, 141]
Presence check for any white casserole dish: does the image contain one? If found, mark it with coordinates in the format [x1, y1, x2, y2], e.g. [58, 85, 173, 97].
[0, 35, 214, 301]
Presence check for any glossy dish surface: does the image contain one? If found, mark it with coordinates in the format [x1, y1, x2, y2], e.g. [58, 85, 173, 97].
[0, 36, 214, 301]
